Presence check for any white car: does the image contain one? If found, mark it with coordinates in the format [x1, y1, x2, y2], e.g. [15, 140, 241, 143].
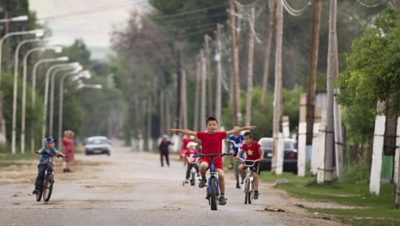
[84, 136, 111, 156]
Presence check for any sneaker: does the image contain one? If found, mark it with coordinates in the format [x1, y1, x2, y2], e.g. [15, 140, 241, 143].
[199, 178, 207, 188]
[254, 191, 259, 200]
[32, 189, 38, 195]
[218, 196, 227, 205]
[228, 164, 233, 169]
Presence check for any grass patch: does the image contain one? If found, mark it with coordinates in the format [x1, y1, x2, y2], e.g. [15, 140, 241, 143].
[0, 146, 37, 170]
[260, 171, 400, 225]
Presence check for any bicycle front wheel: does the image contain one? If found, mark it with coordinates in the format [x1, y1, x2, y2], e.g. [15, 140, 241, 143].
[210, 177, 218, 211]
[244, 178, 252, 204]
[43, 174, 54, 202]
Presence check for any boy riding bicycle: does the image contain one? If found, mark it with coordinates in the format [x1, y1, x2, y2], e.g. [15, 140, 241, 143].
[169, 116, 255, 205]
[228, 132, 245, 188]
[237, 132, 263, 200]
[33, 136, 66, 194]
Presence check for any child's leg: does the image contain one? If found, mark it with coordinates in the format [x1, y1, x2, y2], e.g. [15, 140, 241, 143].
[185, 164, 192, 179]
[199, 162, 209, 179]
[216, 168, 225, 194]
[194, 164, 199, 174]
[253, 171, 259, 191]
[34, 164, 46, 190]
[238, 163, 245, 178]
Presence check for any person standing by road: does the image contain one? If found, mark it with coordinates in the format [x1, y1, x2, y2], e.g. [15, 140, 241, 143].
[62, 130, 75, 173]
[159, 135, 173, 167]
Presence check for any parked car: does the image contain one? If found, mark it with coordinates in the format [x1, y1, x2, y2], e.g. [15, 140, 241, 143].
[258, 137, 298, 173]
[84, 136, 111, 156]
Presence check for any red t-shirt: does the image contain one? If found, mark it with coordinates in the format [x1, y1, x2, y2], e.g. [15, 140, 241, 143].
[196, 131, 227, 154]
[242, 141, 261, 160]
[185, 150, 200, 163]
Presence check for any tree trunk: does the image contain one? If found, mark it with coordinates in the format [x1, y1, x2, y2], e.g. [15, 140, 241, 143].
[245, 8, 255, 125]
[200, 49, 207, 129]
[261, 0, 276, 105]
[306, 0, 322, 145]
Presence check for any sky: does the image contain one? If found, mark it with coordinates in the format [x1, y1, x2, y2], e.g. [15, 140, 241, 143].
[29, 0, 148, 59]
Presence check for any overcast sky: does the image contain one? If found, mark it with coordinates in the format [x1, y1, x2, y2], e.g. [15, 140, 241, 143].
[30, 0, 146, 48]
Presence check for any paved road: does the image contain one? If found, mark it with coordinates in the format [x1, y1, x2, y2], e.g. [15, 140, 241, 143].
[0, 145, 344, 226]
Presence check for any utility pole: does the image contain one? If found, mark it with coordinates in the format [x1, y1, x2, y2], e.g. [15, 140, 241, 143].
[215, 24, 223, 124]
[245, 8, 255, 125]
[160, 91, 165, 136]
[229, 0, 240, 126]
[306, 0, 322, 145]
[194, 60, 201, 131]
[175, 48, 182, 129]
[272, 0, 283, 173]
[180, 69, 188, 129]
[261, 0, 276, 105]
[323, 0, 337, 183]
[200, 49, 207, 129]
[204, 34, 212, 117]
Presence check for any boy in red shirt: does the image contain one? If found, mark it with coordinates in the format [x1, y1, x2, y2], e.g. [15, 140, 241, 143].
[237, 132, 264, 200]
[169, 116, 255, 205]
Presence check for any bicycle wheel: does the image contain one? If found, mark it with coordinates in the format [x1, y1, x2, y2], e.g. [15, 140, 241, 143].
[43, 174, 54, 202]
[244, 178, 250, 204]
[210, 177, 218, 211]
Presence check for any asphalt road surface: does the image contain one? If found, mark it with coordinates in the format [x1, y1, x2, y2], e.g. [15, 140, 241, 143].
[0, 144, 345, 226]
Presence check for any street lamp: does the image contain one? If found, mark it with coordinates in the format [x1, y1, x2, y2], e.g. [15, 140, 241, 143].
[11, 37, 44, 154]
[42, 63, 80, 139]
[0, 29, 44, 89]
[49, 65, 82, 135]
[58, 70, 94, 146]
[0, 15, 29, 23]
[22, 53, 68, 153]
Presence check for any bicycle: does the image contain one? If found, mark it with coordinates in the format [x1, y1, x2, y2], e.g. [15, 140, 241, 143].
[194, 153, 229, 211]
[238, 158, 260, 205]
[36, 152, 64, 202]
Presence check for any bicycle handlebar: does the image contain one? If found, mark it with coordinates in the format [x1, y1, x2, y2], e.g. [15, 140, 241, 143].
[193, 153, 231, 158]
[237, 158, 262, 167]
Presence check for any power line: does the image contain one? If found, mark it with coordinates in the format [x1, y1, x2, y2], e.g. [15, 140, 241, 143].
[356, 0, 386, 8]
[281, 0, 311, 16]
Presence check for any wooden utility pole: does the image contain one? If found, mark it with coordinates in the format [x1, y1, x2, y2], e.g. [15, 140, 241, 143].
[175, 48, 182, 129]
[272, 0, 283, 173]
[323, 0, 337, 183]
[306, 0, 322, 145]
[229, 0, 240, 125]
[194, 60, 201, 131]
[395, 117, 400, 207]
[261, 0, 276, 105]
[204, 35, 212, 117]
[200, 49, 207, 129]
[160, 91, 165, 136]
[245, 8, 255, 125]
[215, 24, 223, 124]
[180, 69, 188, 129]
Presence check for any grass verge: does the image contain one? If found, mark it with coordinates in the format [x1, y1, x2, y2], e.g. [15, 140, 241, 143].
[259, 171, 400, 226]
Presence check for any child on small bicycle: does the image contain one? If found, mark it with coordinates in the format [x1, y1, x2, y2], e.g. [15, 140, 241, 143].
[33, 137, 66, 194]
[237, 132, 263, 200]
[184, 142, 200, 184]
[227, 132, 245, 189]
[169, 116, 255, 205]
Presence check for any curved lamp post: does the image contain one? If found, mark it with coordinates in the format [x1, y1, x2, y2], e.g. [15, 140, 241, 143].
[58, 71, 94, 147]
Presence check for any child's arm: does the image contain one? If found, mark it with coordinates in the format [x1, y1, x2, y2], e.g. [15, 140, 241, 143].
[35, 149, 42, 154]
[168, 128, 197, 137]
[258, 147, 264, 161]
[236, 149, 244, 159]
[56, 150, 66, 158]
[226, 126, 256, 136]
